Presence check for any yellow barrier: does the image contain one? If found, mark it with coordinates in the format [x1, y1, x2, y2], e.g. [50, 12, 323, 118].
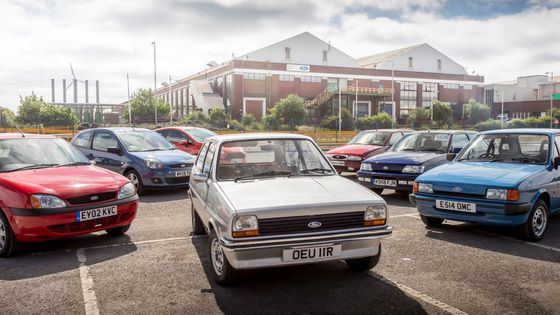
[217, 130, 357, 143]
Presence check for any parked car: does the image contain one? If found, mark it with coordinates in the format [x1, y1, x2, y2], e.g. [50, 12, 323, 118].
[325, 129, 410, 173]
[71, 128, 195, 195]
[410, 129, 560, 241]
[156, 126, 216, 156]
[357, 130, 477, 194]
[0, 134, 138, 257]
[189, 133, 392, 284]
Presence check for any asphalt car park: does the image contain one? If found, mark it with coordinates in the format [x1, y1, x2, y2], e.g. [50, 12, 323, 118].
[1, 174, 559, 315]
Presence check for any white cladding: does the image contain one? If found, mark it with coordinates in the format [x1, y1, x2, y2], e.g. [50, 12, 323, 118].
[238, 32, 359, 68]
[358, 43, 468, 75]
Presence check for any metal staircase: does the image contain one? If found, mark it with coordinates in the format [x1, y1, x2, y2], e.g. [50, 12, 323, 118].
[305, 87, 392, 108]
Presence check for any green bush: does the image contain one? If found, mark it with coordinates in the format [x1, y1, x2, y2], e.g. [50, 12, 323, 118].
[262, 114, 279, 130]
[208, 108, 229, 129]
[408, 108, 431, 129]
[320, 116, 338, 130]
[269, 94, 307, 130]
[357, 112, 395, 130]
[475, 119, 502, 131]
[319, 109, 354, 131]
[508, 119, 526, 128]
[241, 114, 255, 127]
[227, 119, 244, 131]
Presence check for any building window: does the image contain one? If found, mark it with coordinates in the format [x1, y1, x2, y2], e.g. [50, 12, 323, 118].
[443, 83, 459, 89]
[437, 59, 442, 71]
[279, 75, 294, 81]
[300, 76, 321, 83]
[243, 73, 265, 80]
[463, 84, 473, 90]
[285, 47, 291, 61]
[400, 81, 417, 118]
[408, 57, 413, 69]
[322, 50, 328, 63]
[421, 82, 438, 108]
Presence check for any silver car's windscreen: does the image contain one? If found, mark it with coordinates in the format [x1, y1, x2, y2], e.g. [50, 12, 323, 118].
[216, 139, 334, 181]
[456, 134, 549, 164]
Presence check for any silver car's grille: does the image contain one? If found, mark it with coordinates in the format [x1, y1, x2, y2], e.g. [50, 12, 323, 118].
[258, 212, 364, 236]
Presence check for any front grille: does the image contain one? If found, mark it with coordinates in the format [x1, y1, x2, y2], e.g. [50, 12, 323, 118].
[165, 177, 189, 185]
[370, 164, 404, 173]
[168, 163, 193, 169]
[258, 212, 364, 236]
[331, 154, 347, 160]
[67, 192, 117, 205]
[433, 190, 485, 199]
[48, 212, 134, 234]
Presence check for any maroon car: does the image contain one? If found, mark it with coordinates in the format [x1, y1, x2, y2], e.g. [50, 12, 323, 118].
[326, 130, 410, 173]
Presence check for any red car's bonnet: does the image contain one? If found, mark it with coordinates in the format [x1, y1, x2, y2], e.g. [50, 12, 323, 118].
[327, 144, 383, 156]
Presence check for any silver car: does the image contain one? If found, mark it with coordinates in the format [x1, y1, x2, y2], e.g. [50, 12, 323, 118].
[188, 133, 392, 284]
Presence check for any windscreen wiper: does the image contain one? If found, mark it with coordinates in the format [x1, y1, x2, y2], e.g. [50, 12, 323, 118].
[4, 163, 59, 172]
[295, 168, 335, 175]
[234, 170, 292, 182]
[55, 161, 92, 167]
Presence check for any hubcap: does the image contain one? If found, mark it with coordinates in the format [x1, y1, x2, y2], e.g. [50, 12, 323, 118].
[128, 173, 139, 190]
[532, 206, 547, 237]
[211, 238, 224, 276]
[0, 218, 6, 251]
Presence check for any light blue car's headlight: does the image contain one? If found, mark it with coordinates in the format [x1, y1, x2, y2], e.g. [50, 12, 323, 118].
[486, 188, 507, 200]
[402, 165, 425, 173]
[360, 163, 373, 171]
[118, 183, 136, 199]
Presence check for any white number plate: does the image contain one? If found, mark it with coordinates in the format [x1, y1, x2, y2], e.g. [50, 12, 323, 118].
[77, 205, 117, 222]
[374, 178, 397, 187]
[175, 171, 189, 177]
[282, 244, 342, 262]
[330, 160, 345, 166]
[436, 199, 476, 213]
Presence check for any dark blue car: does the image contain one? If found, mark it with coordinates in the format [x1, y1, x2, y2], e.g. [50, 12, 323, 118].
[410, 129, 560, 241]
[357, 130, 477, 194]
[71, 128, 195, 195]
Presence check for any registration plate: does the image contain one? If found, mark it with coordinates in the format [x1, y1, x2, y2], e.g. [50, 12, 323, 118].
[436, 199, 476, 213]
[374, 178, 397, 187]
[175, 171, 189, 177]
[330, 160, 345, 166]
[282, 244, 342, 262]
[76, 205, 117, 222]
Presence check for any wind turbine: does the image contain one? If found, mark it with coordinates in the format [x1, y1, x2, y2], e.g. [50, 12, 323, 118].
[66, 62, 85, 90]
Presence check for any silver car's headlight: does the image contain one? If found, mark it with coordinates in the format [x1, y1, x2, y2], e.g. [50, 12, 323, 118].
[360, 163, 373, 171]
[364, 205, 387, 226]
[118, 182, 136, 199]
[402, 165, 425, 173]
[144, 159, 163, 169]
[347, 155, 362, 161]
[232, 215, 259, 237]
[30, 194, 67, 209]
[486, 189, 507, 200]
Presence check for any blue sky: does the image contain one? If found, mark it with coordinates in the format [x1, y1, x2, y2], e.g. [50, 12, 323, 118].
[0, 0, 558, 109]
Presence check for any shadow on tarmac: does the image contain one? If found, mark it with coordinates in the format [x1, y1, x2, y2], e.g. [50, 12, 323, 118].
[138, 188, 189, 203]
[191, 237, 431, 315]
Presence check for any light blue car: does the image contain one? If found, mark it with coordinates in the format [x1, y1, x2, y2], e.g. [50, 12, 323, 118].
[71, 128, 195, 195]
[409, 129, 560, 241]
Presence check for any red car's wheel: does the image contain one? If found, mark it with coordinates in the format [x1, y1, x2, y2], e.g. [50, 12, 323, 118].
[0, 212, 19, 258]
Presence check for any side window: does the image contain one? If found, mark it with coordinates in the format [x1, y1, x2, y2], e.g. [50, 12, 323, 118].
[554, 136, 560, 158]
[389, 133, 403, 145]
[74, 131, 92, 148]
[451, 134, 469, 151]
[195, 142, 210, 173]
[168, 130, 187, 142]
[157, 130, 168, 139]
[92, 131, 119, 152]
[202, 143, 216, 175]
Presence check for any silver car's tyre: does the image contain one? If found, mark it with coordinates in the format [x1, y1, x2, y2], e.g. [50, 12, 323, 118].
[346, 244, 381, 271]
[208, 229, 237, 285]
[520, 199, 548, 242]
[0, 211, 19, 258]
[191, 200, 206, 236]
[126, 170, 145, 196]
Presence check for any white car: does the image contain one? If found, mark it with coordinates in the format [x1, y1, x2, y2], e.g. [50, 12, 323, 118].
[188, 133, 392, 284]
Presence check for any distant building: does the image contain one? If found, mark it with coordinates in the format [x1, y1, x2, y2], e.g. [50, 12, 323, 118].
[155, 32, 484, 124]
[485, 75, 559, 119]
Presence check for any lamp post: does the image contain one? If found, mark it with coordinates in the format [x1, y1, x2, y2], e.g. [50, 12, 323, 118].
[151, 41, 158, 125]
[391, 59, 395, 129]
[500, 89, 504, 129]
[162, 75, 178, 125]
[546, 71, 554, 128]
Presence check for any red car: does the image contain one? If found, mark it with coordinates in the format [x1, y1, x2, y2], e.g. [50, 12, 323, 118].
[0, 134, 138, 257]
[326, 129, 410, 173]
[156, 126, 217, 155]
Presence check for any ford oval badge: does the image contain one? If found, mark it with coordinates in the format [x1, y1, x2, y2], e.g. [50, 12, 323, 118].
[308, 221, 322, 228]
[452, 186, 463, 192]
[90, 195, 99, 201]
[382, 166, 389, 170]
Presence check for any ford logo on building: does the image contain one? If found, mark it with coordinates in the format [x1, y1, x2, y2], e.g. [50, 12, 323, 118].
[308, 221, 322, 228]
[299, 66, 310, 71]
[452, 186, 463, 192]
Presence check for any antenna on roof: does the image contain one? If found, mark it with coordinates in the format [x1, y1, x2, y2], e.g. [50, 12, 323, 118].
[14, 124, 25, 137]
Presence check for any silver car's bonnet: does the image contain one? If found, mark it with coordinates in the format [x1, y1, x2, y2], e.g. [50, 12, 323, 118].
[217, 175, 384, 213]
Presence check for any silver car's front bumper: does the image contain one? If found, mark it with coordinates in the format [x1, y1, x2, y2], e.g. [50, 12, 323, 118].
[220, 227, 392, 270]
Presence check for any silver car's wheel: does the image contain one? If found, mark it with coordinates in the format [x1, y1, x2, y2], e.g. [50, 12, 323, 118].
[208, 230, 237, 285]
[532, 205, 547, 238]
[211, 238, 224, 276]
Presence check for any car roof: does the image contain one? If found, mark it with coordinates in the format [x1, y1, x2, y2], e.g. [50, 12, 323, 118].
[360, 129, 412, 133]
[156, 126, 213, 132]
[0, 133, 57, 140]
[208, 133, 312, 143]
[79, 127, 152, 133]
[480, 128, 560, 136]
[407, 130, 474, 135]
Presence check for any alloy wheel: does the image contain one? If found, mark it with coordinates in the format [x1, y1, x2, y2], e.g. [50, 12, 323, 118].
[0, 218, 6, 251]
[532, 206, 547, 238]
[128, 173, 139, 190]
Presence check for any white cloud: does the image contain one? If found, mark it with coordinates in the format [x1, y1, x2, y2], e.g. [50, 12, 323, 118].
[0, 0, 558, 111]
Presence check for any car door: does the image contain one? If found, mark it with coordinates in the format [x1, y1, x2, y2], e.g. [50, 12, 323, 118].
[191, 142, 210, 215]
[72, 130, 94, 157]
[550, 136, 560, 213]
[197, 142, 217, 226]
[89, 130, 125, 173]
[449, 133, 469, 154]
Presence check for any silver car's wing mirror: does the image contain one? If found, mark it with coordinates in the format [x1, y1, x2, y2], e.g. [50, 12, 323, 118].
[192, 173, 209, 182]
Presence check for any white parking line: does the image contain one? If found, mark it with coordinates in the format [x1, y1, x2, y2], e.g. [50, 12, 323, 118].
[471, 228, 560, 253]
[77, 249, 100, 315]
[391, 213, 420, 219]
[367, 271, 469, 315]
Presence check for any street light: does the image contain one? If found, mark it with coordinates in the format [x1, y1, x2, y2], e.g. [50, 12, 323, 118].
[546, 71, 554, 128]
[151, 41, 158, 125]
[161, 75, 178, 125]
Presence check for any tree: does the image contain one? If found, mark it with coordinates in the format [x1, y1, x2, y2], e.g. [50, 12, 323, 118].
[465, 99, 491, 124]
[270, 94, 307, 130]
[408, 108, 431, 129]
[122, 88, 169, 123]
[432, 100, 453, 128]
[17, 93, 78, 126]
[0, 107, 16, 129]
[320, 109, 354, 131]
[208, 108, 229, 129]
[17, 93, 43, 125]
